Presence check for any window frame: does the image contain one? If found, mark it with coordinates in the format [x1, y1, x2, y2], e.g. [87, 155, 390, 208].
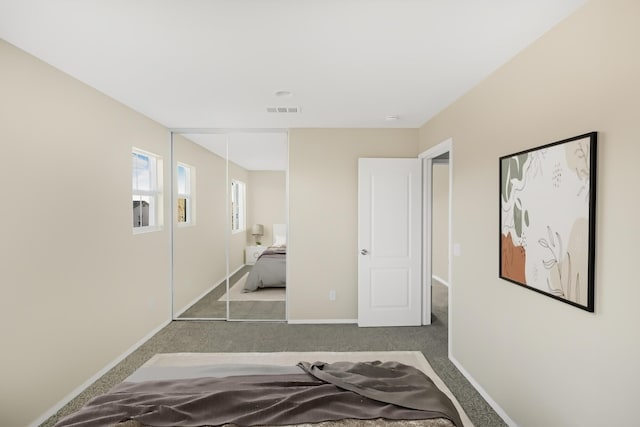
[132, 147, 163, 234]
[230, 179, 246, 233]
[176, 162, 195, 226]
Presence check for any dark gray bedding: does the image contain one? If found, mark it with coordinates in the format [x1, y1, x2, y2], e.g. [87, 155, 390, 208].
[54, 361, 463, 427]
[244, 246, 286, 292]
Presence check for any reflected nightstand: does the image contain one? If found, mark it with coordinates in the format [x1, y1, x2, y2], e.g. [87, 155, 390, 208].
[245, 245, 267, 265]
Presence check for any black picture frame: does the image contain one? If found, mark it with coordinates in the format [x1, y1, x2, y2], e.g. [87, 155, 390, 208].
[499, 132, 597, 312]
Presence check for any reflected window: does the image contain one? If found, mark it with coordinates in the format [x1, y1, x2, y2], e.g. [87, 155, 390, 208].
[132, 148, 163, 232]
[231, 179, 246, 232]
[177, 163, 194, 225]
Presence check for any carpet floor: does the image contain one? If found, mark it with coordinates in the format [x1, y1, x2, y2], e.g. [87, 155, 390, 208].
[41, 282, 507, 427]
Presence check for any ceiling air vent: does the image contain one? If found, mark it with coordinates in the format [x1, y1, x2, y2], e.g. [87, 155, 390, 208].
[267, 106, 300, 113]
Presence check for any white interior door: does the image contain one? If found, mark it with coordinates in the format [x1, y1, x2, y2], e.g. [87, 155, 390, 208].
[358, 158, 422, 327]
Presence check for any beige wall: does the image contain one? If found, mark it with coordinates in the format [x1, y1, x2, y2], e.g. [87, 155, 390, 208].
[418, 0, 640, 425]
[172, 135, 227, 314]
[0, 40, 171, 426]
[247, 171, 287, 246]
[288, 129, 419, 320]
[431, 162, 449, 283]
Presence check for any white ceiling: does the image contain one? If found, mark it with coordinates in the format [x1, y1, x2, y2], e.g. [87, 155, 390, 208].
[180, 132, 288, 171]
[0, 0, 586, 167]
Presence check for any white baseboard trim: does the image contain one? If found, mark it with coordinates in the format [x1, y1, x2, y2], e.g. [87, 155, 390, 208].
[287, 319, 358, 324]
[173, 265, 245, 318]
[30, 318, 172, 427]
[432, 275, 450, 287]
[449, 355, 518, 427]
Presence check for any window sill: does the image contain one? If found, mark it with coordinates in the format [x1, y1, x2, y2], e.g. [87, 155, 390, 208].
[133, 226, 163, 235]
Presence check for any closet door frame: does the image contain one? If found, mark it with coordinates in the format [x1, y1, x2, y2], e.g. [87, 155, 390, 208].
[169, 128, 289, 322]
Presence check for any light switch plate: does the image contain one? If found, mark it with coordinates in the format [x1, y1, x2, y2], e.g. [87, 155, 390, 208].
[453, 243, 462, 257]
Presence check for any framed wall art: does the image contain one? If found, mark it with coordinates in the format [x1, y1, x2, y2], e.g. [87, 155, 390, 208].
[499, 132, 597, 312]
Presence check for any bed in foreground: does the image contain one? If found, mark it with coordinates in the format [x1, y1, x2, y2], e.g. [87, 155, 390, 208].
[54, 351, 472, 427]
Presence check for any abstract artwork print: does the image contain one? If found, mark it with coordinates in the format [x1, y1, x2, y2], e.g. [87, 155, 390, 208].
[499, 132, 597, 312]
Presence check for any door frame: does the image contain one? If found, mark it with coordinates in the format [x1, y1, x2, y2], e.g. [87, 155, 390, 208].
[419, 139, 452, 349]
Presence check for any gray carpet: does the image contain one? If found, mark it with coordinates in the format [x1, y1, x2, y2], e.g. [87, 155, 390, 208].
[42, 282, 507, 427]
[179, 265, 286, 320]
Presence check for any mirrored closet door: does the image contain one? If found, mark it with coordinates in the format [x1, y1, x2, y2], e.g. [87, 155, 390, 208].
[171, 132, 228, 319]
[227, 134, 287, 320]
[171, 131, 288, 321]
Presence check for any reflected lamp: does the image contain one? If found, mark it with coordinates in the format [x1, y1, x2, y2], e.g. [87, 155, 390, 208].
[251, 224, 264, 245]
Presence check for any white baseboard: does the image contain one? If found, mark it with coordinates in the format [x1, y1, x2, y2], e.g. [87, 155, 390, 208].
[287, 318, 358, 324]
[449, 355, 518, 427]
[30, 318, 171, 427]
[432, 275, 450, 287]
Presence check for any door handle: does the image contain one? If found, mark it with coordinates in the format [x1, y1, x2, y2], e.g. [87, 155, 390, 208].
[360, 249, 369, 255]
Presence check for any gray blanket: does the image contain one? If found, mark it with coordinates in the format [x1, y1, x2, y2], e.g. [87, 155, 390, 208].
[54, 361, 463, 427]
[244, 247, 286, 292]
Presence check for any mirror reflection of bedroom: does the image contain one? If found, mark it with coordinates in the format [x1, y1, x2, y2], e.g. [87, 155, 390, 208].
[172, 131, 287, 321]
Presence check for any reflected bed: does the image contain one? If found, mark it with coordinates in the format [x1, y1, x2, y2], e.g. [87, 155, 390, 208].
[244, 245, 286, 292]
[244, 223, 287, 293]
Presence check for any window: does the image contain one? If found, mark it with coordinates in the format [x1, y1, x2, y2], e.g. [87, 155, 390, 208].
[177, 162, 195, 225]
[132, 148, 163, 232]
[231, 179, 246, 232]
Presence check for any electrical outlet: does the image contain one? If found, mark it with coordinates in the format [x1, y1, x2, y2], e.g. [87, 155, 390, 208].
[329, 290, 336, 301]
